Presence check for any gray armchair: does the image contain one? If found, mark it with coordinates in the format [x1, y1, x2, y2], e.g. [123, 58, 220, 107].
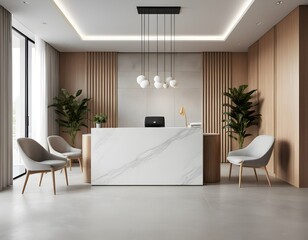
[227, 135, 275, 187]
[47, 135, 82, 172]
[17, 138, 68, 195]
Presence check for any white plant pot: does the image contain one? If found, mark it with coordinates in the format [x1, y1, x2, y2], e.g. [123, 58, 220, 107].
[96, 123, 102, 128]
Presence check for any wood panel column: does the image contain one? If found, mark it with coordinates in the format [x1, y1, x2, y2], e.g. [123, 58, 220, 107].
[86, 52, 118, 130]
[275, 8, 299, 186]
[203, 52, 232, 163]
[258, 28, 275, 174]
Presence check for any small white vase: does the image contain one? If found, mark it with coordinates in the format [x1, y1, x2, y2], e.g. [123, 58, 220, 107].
[96, 123, 101, 128]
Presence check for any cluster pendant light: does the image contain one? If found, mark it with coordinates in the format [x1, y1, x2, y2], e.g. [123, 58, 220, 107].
[136, 7, 181, 89]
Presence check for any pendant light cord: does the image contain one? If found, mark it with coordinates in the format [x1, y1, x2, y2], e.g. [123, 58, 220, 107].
[148, 14, 149, 79]
[143, 14, 146, 76]
[140, 14, 143, 75]
[170, 14, 173, 78]
[157, 13, 158, 76]
[164, 14, 165, 81]
[173, 14, 175, 78]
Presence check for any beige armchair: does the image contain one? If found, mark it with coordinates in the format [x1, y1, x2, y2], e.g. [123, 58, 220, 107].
[17, 138, 68, 195]
[47, 135, 82, 172]
[227, 135, 275, 188]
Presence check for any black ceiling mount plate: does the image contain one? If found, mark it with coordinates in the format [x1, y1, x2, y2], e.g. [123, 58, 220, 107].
[137, 6, 181, 15]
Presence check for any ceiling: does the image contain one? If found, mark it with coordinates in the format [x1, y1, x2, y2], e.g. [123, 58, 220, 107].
[1, 0, 308, 52]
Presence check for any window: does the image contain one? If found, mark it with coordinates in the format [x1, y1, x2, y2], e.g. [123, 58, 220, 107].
[12, 28, 35, 179]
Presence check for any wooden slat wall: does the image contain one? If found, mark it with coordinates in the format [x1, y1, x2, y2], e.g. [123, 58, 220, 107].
[258, 28, 276, 174]
[203, 52, 232, 163]
[275, 8, 299, 187]
[231, 53, 248, 149]
[247, 6, 308, 187]
[59, 53, 87, 148]
[248, 6, 308, 187]
[86, 52, 118, 130]
[247, 42, 259, 146]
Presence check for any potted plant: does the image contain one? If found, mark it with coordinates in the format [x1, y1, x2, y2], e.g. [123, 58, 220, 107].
[49, 89, 90, 145]
[223, 85, 261, 149]
[93, 113, 107, 128]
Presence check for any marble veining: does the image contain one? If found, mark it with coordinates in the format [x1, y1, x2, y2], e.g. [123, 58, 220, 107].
[181, 167, 203, 184]
[91, 128, 203, 185]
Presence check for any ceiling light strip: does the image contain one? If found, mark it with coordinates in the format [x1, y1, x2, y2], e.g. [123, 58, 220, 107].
[223, 0, 255, 40]
[82, 35, 225, 41]
[53, 0, 84, 39]
[53, 0, 254, 42]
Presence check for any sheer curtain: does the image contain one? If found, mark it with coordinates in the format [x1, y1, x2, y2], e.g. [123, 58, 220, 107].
[31, 37, 59, 149]
[0, 6, 13, 191]
[31, 37, 48, 148]
[46, 44, 59, 136]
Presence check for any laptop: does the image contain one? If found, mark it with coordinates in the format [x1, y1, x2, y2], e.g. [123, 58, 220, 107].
[144, 116, 165, 127]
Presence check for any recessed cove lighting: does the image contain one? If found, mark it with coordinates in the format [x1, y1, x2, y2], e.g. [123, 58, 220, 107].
[276, 1, 283, 5]
[53, 0, 255, 42]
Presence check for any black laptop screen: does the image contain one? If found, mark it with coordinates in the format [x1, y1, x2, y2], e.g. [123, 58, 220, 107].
[144, 116, 165, 127]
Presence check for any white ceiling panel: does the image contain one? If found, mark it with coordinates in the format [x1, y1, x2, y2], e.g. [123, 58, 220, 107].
[0, 0, 308, 52]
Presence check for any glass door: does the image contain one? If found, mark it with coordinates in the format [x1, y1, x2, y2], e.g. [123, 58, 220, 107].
[12, 28, 35, 179]
[12, 30, 26, 178]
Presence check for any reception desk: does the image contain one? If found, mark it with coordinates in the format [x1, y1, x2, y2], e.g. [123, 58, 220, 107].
[91, 128, 203, 185]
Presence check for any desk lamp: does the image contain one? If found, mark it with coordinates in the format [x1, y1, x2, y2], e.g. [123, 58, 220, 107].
[179, 106, 188, 127]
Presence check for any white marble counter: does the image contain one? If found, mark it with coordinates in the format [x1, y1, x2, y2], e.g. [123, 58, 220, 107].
[91, 128, 203, 185]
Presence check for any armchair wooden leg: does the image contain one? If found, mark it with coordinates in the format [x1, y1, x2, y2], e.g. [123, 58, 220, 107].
[64, 166, 69, 186]
[263, 166, 272, 187]
[239, 163, 243, 188]
[78, 157, 83, 172]
[69, 158, 72, 171]
[22, 170, 30, 194]
[253, 168, 258, 182]
[39, 172, 44, 186]
[229, 163, 232, 180]
[51, 169, 56, 195]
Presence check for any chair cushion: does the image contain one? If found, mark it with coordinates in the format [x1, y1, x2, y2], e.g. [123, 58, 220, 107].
[40, 160, 67, 168]
[227, 156, 257, 165]
[62, 152, 81, 158]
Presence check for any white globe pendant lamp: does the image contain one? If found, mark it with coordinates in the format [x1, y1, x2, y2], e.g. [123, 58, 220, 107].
[154, 75, 161, 82]
[137, 7, 179, 89]
[166, 76, 172, 83]
[154, 81, 163, 89]
[137, 75, 145, 85]
[169, 79, 177, 88]
[154, 75, 162, 88]
[140, 79, 149, 88]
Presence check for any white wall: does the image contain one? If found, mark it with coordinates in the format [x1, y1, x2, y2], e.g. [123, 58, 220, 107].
[118, 53, 202, 127]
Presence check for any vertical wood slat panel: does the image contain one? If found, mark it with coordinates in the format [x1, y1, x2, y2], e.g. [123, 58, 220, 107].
[86, 52, 118, 131]
[247, 42, 259, 148]
[275, 8, 299, 186]
[203, 52, 232, 163]
[258, 28, 275, 174]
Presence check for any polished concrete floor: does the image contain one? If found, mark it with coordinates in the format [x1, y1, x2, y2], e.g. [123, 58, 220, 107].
[1, 164, 308, 240]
